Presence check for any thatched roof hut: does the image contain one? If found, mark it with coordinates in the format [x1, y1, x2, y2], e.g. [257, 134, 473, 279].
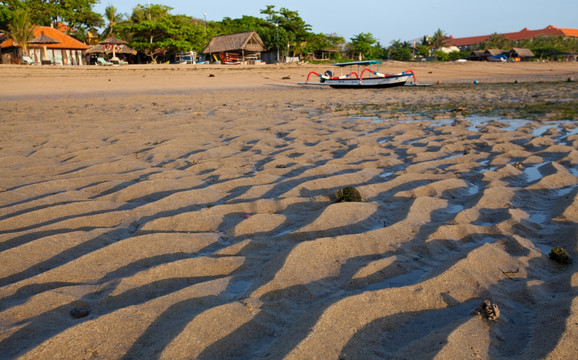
[484, 49, 507, 56]
[203, 31, 266, 63]
[509, 48, 534, 60]
[86, 43, 137, 55]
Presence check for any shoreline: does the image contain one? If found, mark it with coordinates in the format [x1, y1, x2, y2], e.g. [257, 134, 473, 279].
[1, 61, 577, 99]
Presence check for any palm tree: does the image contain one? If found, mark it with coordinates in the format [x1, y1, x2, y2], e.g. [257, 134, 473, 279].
[7, 9, 35, 59]
[104, 4, 124, 37]
[430, 28, 447, 50]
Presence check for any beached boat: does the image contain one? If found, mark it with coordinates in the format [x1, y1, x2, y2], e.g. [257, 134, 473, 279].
[299, 60, 416, 88]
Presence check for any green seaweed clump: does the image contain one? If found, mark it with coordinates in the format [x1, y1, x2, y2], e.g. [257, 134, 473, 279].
[335, 186, 362, 203]
[549, 247, 572, 264]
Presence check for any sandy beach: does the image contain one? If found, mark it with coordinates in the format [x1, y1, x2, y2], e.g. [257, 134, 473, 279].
[0, 61, 577, 359]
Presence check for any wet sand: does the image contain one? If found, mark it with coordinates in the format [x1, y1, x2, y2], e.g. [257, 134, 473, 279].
[0, 61, 577, 359]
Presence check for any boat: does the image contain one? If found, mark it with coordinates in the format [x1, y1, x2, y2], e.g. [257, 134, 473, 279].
[298, 60, 417, 88]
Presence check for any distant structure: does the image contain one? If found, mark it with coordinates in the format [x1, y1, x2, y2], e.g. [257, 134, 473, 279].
[1, 25, 88, 65]
[446, 25, 578, 49]
[203, 31, 266, 64]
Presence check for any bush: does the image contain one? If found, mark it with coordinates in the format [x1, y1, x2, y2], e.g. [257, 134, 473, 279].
[434, 50, 449, 62]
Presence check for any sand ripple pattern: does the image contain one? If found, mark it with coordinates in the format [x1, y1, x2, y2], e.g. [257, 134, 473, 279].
[1, 87, 577, 359]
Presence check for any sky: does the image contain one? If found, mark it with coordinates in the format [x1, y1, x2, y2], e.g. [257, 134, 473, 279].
[94, 0, 578, 45]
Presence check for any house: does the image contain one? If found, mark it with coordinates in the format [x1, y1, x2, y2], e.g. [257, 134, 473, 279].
[437, 46, 460, 54]
[203, 31, 266, 63]
[1, 25, 89, 65]
[446, 25, 578, 49]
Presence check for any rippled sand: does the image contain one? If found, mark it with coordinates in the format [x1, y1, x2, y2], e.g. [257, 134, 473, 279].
[0, 63, 577, 359]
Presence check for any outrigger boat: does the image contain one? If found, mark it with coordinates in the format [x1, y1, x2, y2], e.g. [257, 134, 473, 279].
[299, 60, 417, 89]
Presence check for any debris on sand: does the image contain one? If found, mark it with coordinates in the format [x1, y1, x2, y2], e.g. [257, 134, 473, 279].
[476, 300, 500, 321]
[335, 186, 362, 203]
[549, 246, 572, 264]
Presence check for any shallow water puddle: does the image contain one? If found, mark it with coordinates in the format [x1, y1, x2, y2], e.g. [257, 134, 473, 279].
[465, 116, 530, 132]
[523, 164, 543, 182]
[349, 116, 382, 123]
[379, 171, 395, 178]
[446, 203, 464, 214]
[531, 124, 558, 137]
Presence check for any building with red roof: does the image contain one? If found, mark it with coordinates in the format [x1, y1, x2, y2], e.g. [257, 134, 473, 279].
[1, 25, 89, 65]
[446, 25, 578, 49]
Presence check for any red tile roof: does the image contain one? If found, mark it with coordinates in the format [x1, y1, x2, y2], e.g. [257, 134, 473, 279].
[446, 25, 578, 47]
[1, 26, 89, 50]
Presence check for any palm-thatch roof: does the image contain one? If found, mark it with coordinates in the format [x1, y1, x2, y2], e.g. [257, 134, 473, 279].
[510, 48, 534, 58]
[28, 32, 60, 45]
[484, 49, 507, 56]
[100, 36, 128, 45]
[86, 43, 137, 55]
[203, 31, 265, 54]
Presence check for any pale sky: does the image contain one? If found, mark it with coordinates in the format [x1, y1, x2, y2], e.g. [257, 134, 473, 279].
[94, 0, 578, 45]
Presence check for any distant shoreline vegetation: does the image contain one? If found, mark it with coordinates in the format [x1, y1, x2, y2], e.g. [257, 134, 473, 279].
[1, 3, 576, 63]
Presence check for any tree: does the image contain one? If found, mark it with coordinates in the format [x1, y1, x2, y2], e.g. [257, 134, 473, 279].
[119, 4, 206, 63]
[104, 4, 124, 37]
[434, 50, 449, 61]
[387, 40, 412, 61]
[302, 32, 345, 59]
[119, 4, 172, 62]
[7, 8, 35, 59]
[0, 0, 25, 31]
[430, 28, 447, 49]
[416, 44, 430, 58]
[349, 32, 378, 60]
[483, 33, 511, 49]
[220, 15, 267, 35]
[260, 5, 312, 58]
[22, 0, 103, 31]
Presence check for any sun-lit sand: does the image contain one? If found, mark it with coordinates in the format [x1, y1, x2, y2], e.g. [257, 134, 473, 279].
[0, 61, 577, 359]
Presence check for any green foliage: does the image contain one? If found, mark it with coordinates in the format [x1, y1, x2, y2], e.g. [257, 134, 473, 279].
[0, 0, 25, 31]
[303, 32, 345, 58]
[430, 28, 447, 49]
[477, 33, 510, 50]
[119, 5, 207, 63]
[434, 50, 449, 61]
[388, 39, 413, 61]
[104, 4, 125, 37]
[117, 4, 206, 63]
[448, 51, 464, 61]
[7, 8, 34, 56]
[220, 15, 267, 35]
[259, 5, 312, 57]
[22, 0, 103, 30]
[473, 35, 578, 60]
[349, 32, 380, 60]
[416, 44, 430, 58]
[335, 187, 362, 203]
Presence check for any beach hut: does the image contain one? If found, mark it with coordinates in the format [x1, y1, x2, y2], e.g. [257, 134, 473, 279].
[483, 49, 508, 62]
[468, 50, 486, 61]
[86, 36, 136, 64]
[203, 31, 265, 64]
[509, 48, 534, 61]
[0, 25, 89, 65]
